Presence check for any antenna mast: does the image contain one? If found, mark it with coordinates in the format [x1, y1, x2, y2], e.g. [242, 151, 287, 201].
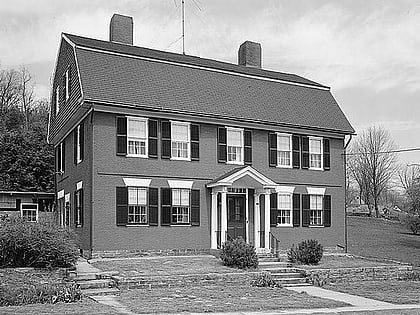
[182, 0, 185, 54]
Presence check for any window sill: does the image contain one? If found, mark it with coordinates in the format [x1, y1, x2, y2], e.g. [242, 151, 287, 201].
[309, 167, 323, 171]
[276, 224, 293, 228]
[170, 157, 191, 161]
[276, 165, 292, 169]
[126, 154, 148, 158]
[170, 224, 191, 227]
[308, 225, 324, 228]
[226, 161, 244, 165]
[127, 224, 149, 227]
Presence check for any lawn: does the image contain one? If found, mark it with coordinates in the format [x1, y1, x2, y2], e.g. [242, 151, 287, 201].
[296, 254, 394, 270]
[347, 216, 420, 268]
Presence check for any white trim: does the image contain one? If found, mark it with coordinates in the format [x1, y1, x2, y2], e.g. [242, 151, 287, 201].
[76, 181, 83, 190]
[309, 136, 323, 170]
[306, 187, 326, 195]
[76, 124, 82, 163]
[74, 45, 330, 91]
[123, 178, 152, 187]
[62, 34, 84, 100]
[275, 185, 295, 194]
[57, 189, 64, 199]
[20, 203, 39, 222]
[65, 193, 70, 203]
[126, 116, 148, 158]
[208, 166, 277, 188]
[167, 180, 193, 189]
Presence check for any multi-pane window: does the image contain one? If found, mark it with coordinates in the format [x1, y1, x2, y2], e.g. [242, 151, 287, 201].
[65, 69, 70, 100]
[277, 134, 292, 167]
[227, 127, 243, 164]
[171, 122, 190, 160]
[309, 138, 322, 169]
[310, 195, 323, 226]
[277, 194, 292, 225]
[57, 142, 64, 173]
[127, 118, 148, 157]
[55, 86, 60, 114]
[128, 187, 147, 224]
[171, 189, 190, 224]
[21, 204, 38, 222]
[75, 189, 83, 226]
[76, 125, 82, 163]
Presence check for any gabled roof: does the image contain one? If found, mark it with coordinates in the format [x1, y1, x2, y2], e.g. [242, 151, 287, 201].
[207, 166, 278, 188]
[63, 33, 355, 134]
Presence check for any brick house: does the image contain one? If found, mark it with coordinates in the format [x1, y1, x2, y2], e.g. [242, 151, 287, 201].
[48, 14, 354, 257]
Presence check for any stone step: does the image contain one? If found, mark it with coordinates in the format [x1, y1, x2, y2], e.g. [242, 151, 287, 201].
[260, 267, 302, 273]
[270, 272, 303, 279]
[258, 257, 280, 263]
[72, 271, 119, 281]
[77, 279, 114, 290]
[274, 277, 308, 285]
[82, 287, 121, 296]
[282, 282, 312, 287]
[259, 262, 293, 269]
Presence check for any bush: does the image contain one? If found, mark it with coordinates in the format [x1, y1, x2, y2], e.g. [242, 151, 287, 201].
[250, 272, 280, 287]
[0, 217, 79, 268]
[403, 215, 420, 235]
[287, 239, 323, 265]
[220, 237, 258, 269]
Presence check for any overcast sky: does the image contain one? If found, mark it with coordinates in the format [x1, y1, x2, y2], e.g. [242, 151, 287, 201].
[1, 0, 419, 164]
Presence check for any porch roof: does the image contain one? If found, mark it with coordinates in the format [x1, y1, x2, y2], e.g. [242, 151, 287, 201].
[207, 166, 278, 188]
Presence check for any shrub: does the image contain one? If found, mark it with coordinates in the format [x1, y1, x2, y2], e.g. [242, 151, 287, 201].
[250, 272, 280, 287]
[403, 215, 420, 235]
[287, 239, 323, 265]
[220, 237, 258, 269]
[0, 217, 79, 268]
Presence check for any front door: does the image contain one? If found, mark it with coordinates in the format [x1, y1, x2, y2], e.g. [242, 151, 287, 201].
[227, 195, 246, 241]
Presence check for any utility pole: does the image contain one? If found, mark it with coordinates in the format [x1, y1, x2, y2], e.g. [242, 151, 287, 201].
[182, 0, 185, 55]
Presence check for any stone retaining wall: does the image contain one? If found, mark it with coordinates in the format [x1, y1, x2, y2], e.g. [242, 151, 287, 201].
[90, 248, 210, 259]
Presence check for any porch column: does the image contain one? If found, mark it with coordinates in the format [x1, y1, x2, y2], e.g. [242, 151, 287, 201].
[211, 192, 218, 249]
[220, 190, 228, 244]
[264, 192, 270, 250]
[254, 193, 260, 249]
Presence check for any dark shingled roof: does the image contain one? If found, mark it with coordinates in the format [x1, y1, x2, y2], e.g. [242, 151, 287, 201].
[65, 33, 354, 134]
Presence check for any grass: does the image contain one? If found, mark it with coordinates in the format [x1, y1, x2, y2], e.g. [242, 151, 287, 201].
[296, 254, 394, 270]
[117, 282, 348, 313]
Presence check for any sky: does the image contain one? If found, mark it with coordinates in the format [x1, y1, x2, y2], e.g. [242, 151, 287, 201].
[1, 0, 419, 164]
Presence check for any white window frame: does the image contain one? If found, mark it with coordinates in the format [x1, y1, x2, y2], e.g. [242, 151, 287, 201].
[76, 125, 82, 164]
[170, 121, 191, 161]
[226, 127, 244, 165]
[276, 133, 292, 168]
[59, 142, 64, 173]
[75, 188, 83, 227]
[55, 86, 60, 114]
[309, 194, 324, 226]
[65, 68, 70, 101]
[127, 117, 148, 158]
[128, 187, 148, 225]
[171, 188, 190, 225]
[309, 136, 323, 170]
[277, 193, 292, 227]
[21, 203, 39, 222]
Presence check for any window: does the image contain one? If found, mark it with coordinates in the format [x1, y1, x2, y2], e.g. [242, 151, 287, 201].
[310, 195, 323, 226]
[75, 125, 82, 164]
[21, 203, 38, 222]
[65, 69, 70, 100]
[127, 117, 148, 157]
[57, 142, 64, 173]
[277, 134, 292, 167]
[171, 122, 190, 160]
[128, 187, 148, 224]
[309, 137, 323, 169]
[171, 189, 190, 224]
[75, 189, 83, 226]
[277, 194, 292, 226]
[227, 127, 243, 164]
[55, 86, 60, 114]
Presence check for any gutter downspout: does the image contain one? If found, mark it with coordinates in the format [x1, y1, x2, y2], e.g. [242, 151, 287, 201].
[343, 134, 353, 253]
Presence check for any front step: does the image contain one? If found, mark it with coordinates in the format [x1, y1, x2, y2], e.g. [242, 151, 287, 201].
[270, 272, 302, 279]
[71, 270, 121, 297]
[77, 279, 114, 290]
[282, 282, 312, 287]
[82, 287, 121, 296]
[274, 277, 308, 285]
[259, 261, 292, 268]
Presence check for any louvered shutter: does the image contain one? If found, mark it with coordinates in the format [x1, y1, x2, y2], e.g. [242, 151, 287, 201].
[323, 195, 331, 227]
[161, 188, 172, 225]
[244, 130, 252, 165]
[80, 122, 84, 162]
[301, 136, 309, 169]
[73, 128, 77, 164]
[148, 188, 158, 226]
[270, 193, 278, 227]
[16, 199, 21, 212]
[217, 127, 227, 163]
[74, 192, 78, 225]
[292, 135, 300, 169]
[62, 142, 65, 172]
[323, 139, 330, 171]
[302, 194, 310, 227]
[191, 189, 200, 226]
[116, 117, 127, 155]
[268, 133, 277, 167]
[148, 119, 158, 158]
[292, 193, 301, 227]
[191, 124, 200, 161]
[80, 189, 84, 227]
[116, 187, 128, 226]
[161, 121, 171, 159]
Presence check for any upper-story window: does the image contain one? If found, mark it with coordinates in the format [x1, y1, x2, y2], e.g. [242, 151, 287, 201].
[56, 142, 65, 174]
[65, 68, 70, 101]
[277, 134, 292, 168]
[127, 117, 148, 157]
[55, 86, 60, 114]
[227, 127, 243, 164]
[74, 123, 84, 164]
[171, 121, 190, 160]
[309, 137, 323, 170]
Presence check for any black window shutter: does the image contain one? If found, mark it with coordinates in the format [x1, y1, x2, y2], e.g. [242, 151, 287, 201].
[80, 189, 84, 227]
[191, 124, 200, 161]
[324, 195, 331, 227]
[16, 199, 21, 212]
[116, 117, 127, 156]
[302, 194, 310, 227]
[244, 129, 252, 165]
[270, 193, 278, 227]
[301, 136, 309, 169]
[73, 128, 77, 164]
[217, 127, 227, 163]
[191, 189, 200, 226]
[268, 133, 277, 167]
[62, 142, 65, 172]
[80, 122, 84, 162]
[56, 146, 61, 172]
[292, 135, 300, 169]
[148, 119, 158, 158]
[292, 193, 301, 227]
[116, 187, 128, 226]
[74, 191, 78, 225]
[148, 188, 158, 226]
[161, 188, 172, 225]
[161, 121, 171, 159]
[323, 139, 330, 171]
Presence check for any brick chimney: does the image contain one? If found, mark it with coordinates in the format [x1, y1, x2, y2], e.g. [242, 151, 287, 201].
[109, 14, 133, 45]
[238, 41, 262, 68]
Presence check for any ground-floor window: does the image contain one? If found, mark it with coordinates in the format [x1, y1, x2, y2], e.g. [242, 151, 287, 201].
[128, 187, 148, 224]
[171, 189, 190, 224]
[75, 189, 83, 227]
[310, 195, 323, 226]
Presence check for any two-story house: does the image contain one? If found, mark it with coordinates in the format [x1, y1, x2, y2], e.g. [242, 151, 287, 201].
[48, 14, 354, 258]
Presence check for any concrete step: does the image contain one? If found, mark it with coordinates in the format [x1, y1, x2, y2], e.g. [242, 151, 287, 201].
[274, 277, 308, 285]
[72, 271, 119, 281]
[282, 282, 312, 287]
[259, 262, 293, 269]
[77, 279, 114, 290]
[82, 287, 121, 296]
[270, 272, 302, 279]
[258, 257, 280, 263]
[260, 267, 302, 273]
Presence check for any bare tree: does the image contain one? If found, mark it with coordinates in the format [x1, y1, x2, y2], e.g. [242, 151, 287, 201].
[19, 66, 35, 130]
[0, 69, 20, 126]
[348, 126, 398, 217]
[399, 165, 420, 214]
